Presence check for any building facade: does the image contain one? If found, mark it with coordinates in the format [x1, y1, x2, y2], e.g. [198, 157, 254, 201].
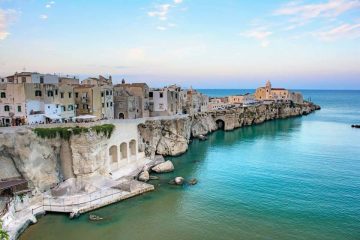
[255, 80, 303, 104]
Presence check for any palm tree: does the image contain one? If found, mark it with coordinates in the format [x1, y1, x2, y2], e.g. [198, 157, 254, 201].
[0, 221, 9, 240]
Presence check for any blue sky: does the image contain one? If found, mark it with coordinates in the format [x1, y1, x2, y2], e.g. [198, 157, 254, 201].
[0, 0, 359, 89]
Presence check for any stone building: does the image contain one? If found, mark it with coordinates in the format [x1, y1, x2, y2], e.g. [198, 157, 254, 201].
[5, 72, 59, 84]
[0, 83, 26, 126]
[148, 85, 181, 117]
[255, 80, 303, 104]
[227, 93, 257, 106]
[59, 76, 80, 85]
[74, 84, 113, 120]
[81, 75, 112, 86]
[182, 88, 209, 114]
[113, 80, 149, 119]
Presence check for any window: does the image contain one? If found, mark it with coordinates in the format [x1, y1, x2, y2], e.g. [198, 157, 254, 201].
[17, 106, 22, 112]
[22, 77, 26, 83]
[55, 90, 58, 95]
[106, 91, 109, 96]
[101, 92, 104, 97]
[61, 106, 66, 112]
[56, 104, 59, 108]
[68, 105, 74, 111]
[107, 102, 109, 107]
[110, 102, 113, 107]
[149, 92, 153, 98]
[47, 91, 53, 97]
[160, 92, 163, 98]
[102, 103, 104, 108]
[110, 90, 112, 95]
[68, 92, 72, 98]
[60, 92, 64, 98]
[75, 104, 79, 109]
[75, 92, 79, 98]
[40, 76, 44, 83]
[4, 105, 10, 111]
[83, 104, 86, 109]
[35, 90, 42, 97]
[0, 92, 5, 98]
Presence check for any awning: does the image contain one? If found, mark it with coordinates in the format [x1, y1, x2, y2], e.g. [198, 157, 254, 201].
[74, 115, 96, 120]
[45, 114, 62, 120]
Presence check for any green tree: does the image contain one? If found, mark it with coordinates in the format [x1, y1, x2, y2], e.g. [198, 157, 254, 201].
[0, 220, 9, 240]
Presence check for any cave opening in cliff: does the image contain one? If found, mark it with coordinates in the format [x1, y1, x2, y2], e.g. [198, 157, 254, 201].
[216, 119, 225, 130]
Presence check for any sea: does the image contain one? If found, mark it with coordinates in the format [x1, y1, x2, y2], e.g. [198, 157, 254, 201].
[20, 90, 360, 240]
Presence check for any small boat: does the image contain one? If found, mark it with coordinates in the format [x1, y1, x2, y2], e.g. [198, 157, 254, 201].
[89, 214, 103, 221]
[198, 134, 208, 141]
[351, 124, 360, 128]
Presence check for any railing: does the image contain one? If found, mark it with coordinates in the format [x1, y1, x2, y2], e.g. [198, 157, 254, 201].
[24, 184, 153, 215]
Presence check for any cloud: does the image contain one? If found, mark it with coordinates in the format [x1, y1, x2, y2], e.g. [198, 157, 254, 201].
[40, 14, 48, 20]
[157, 26, 167, 31]
[148, 0, 183, 22]
[274, 0, 360, 20]
[241, 29, 273, 47]
[128, 48, 145, 61]
[148, 4, 171, 21]
[315, 22, 360, 40]
[0, 9, 18, 40]
[45, 4, 51, 8]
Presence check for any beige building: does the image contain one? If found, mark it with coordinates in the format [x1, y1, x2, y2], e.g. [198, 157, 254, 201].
[81, 75, 112, 86]
[74, 84, 113, 120]
[113, 80, 149, 119]
[0, 83, 26, 126]
[255, 81, 303, 104]
[59, 76, 80, 85]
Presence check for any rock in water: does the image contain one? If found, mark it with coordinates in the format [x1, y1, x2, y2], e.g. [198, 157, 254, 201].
[175, 177, 184, 185]
[151, 160, 174, 173]
[188, 178, 198, 185]
[89, 214, 103, 221]
[138, 171, 150, 182]
[149, 175, 160, 180]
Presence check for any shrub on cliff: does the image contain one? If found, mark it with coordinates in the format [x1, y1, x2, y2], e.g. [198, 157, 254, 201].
[0, 220, 9, 240]
[33, 124, 115, 140]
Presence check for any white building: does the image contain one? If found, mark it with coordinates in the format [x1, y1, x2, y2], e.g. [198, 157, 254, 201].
[149, 86, 181, 117]
[6, 72, 59, 84]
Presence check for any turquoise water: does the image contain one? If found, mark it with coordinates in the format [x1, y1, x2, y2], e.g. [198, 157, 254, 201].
[21, 90, 360, 240]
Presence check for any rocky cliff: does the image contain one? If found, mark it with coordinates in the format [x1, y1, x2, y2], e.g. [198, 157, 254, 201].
[138, 102, 320, 157]
[0, 102, 319, 192]
[0, 128, 110, 192]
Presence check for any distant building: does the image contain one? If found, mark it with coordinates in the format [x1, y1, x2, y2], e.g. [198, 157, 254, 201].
[113, 80, 149, 119]
[208, 97, 227, 110]
[183, 88, 209, 114]
[255, 80, 303, 104]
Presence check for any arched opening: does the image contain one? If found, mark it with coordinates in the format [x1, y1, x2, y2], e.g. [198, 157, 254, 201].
[119, 113, 125, 119]
[129, 140, 136, 156]
[109, 145, 118, 168]
[120, 142, 127, 160]
[216, 119, 225, 130]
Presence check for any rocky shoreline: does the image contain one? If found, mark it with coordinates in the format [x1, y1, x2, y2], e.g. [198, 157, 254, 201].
[0, 101, 320, 239]
[138, 101, 320, 157]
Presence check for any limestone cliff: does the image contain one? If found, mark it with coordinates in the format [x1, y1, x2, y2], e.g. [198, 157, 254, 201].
[138, 102, 320, 157]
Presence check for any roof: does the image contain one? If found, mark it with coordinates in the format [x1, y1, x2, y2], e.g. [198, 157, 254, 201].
[0, 179, 28, 191]
[271, 88, 286, 90]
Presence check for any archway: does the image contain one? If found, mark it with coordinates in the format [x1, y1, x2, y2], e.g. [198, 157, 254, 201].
[129, 140, 136, 157]
[120, 142, 127, 160]
[119, 113, 125, 119]
[216, 119, 225, 130]
[109, 145, 118, 170]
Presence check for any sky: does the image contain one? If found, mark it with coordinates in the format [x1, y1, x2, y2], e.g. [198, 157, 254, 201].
[0, 0, 359, 89]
